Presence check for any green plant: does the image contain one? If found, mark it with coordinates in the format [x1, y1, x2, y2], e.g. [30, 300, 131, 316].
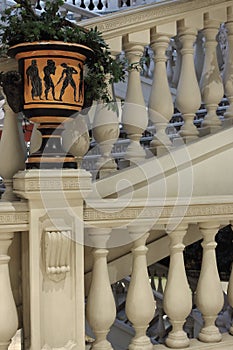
[0, 0, 125, 108]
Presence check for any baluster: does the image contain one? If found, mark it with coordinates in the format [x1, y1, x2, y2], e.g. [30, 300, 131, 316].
[200, 18, 223, 132]
[125, 227, 155, 350]
[62, 114, 90, 169]
[0, 232, 18, 349]
[83, 0, 90, 10]
[163, 224, 192, 348]
[195, 222, 224, 342]
[223, 7, 233, 121]
[107, 0, 119, 11]
[86, 228, 116, 350]
[0, 102, 25, 201]
[149, 30, 173, 156]
[122, 38, 148, 166]
[76, 0, 81, 9]
[227, 221, 233, 335]
[176, 26, 201, 142]
[194, 30, 205, 83]
[93, 0, 99, 11]
[101, 0, 107, 11]
[92, 81, 119, 179]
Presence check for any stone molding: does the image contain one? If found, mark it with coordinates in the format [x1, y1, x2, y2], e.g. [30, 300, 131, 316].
[13, 169, 92, 193]
[84, 201, 233, 225]
[0, 202, 28, 231]
[42, 340, 76, 350]
[0, 212, 28, 225]
[83, 0, 229, 38]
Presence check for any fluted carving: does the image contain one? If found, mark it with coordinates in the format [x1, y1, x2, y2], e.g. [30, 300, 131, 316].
[195, 222, 224, 342]
[176, 27, 201, 142]
[149, 30, 173, 156]
[125, 228, 155, 350]
[200, 20, 223, 131]
[86, 228, 116, 350]
[163, 224, 192, 348]
[0, 232, 18, 349]
[43, 230, 71, 282]
[223, 9, 233, 120]
[121, 39, 148, 165]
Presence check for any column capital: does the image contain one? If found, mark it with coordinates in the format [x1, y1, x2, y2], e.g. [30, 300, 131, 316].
[85, 227, 112, 248]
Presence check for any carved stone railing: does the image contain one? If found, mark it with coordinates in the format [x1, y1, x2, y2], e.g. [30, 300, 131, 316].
[1, 1, 233, 350]
[63, 0, 231, 178]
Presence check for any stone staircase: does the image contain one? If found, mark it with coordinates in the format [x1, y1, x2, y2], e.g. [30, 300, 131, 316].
[1, 0, 233, 349]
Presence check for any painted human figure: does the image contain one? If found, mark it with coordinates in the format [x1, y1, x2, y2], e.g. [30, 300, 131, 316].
[57, 63, 78, 102]
[43, 59, 57, 100]
[26, 59, 42, 100]
[78, 63, 83, 102]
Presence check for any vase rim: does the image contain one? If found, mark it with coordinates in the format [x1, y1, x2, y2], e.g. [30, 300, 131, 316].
[8, 40, 93, 58]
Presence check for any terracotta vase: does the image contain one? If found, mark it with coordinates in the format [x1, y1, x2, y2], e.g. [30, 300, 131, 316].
[8, 41, 93, 169]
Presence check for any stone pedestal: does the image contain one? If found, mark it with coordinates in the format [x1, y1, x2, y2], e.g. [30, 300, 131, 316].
[13, 169, 92, 350]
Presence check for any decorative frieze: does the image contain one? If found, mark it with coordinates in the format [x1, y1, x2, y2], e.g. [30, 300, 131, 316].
[13, 169, 92, 194]
[84, 203, 233, 222]
[0, 212, 28, 226]
[83, 0, 227, 37]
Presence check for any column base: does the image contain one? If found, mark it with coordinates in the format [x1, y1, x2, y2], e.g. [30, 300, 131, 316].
[199, 125, 222, 136]
[129, 335, 153, 350]
[91, 339, 113, 350]
[149, 145, 172, 157]
[222, 118, 233, 128]
[198, 325, 222, 343]
[165, 330, 190, 349]
[178, 134, 199, 144]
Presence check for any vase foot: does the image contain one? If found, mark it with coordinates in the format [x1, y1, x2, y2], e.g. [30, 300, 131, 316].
[26, 155, 77, 169]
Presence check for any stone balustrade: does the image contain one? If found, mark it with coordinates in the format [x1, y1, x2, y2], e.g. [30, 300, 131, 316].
[0, 0, 233, 349]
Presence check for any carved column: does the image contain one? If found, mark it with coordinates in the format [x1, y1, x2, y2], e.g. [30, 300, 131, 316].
[0, 103, 25, 201]
[175, 27, 201, 142]
[148, 30, 173, 156]
[200, 19, 223, 132]
[0, 232, 18, 349]
[223, 8, 233, 120]
[86, 228, 116, 350]
[121, 38, 148, 165]
[163, 224, 192, 348]
[195, 222, 224, 342]
[125, 227, 155, 350]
